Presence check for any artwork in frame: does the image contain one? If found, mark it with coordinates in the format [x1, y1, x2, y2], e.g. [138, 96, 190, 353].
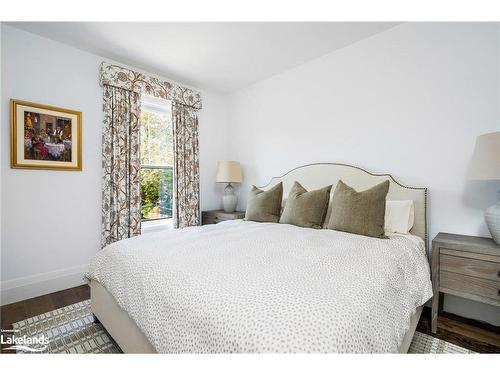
[10, 99, 82, 171]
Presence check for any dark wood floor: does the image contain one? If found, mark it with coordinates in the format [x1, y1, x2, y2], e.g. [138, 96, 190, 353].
[1, 285, 499, 353]
[417, 306, 500, 353]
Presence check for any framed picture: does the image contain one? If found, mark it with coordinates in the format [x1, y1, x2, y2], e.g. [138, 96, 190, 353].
[10, 99, 82, 171]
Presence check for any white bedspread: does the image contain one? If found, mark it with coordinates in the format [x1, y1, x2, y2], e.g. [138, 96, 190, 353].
[87, 220, 432, 353]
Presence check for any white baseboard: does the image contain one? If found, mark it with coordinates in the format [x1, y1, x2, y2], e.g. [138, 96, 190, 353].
[0, 264, 89, 305]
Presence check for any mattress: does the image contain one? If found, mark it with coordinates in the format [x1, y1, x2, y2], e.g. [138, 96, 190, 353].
[87, 220, 433, 353]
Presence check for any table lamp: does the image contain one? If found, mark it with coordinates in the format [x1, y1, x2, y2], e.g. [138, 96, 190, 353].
[468, 131, 500, 244]
[216, 161, 243, 213]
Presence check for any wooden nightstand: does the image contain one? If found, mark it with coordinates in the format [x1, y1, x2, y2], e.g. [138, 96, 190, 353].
[431, 232, 500, 333]
[201, 210, 245, 225]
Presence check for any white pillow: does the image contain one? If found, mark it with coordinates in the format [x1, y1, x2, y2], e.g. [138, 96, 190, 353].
[384, 200, 414, 235]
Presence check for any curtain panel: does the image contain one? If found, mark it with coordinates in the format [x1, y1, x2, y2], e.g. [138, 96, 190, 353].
[173, 102, 201, 228]
[101, 85, 142, 247]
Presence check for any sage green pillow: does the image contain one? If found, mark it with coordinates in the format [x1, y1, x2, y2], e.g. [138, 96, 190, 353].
[279, 182, 332, 229]
[244, 182, 283, 223]
[327, 180, 390, 238]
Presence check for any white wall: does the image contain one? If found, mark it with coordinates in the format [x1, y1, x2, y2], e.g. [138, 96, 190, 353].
[227, 23, 500, 325]
[199, 92, 229, 211]
[0, 25, 228, 304]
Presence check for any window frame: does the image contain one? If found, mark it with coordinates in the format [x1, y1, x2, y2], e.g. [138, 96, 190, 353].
[139, 96, 174, 223]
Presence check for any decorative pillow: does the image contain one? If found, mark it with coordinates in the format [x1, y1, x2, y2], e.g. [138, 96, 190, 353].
[280, 182, 332, 228]
[384, 200, 415, 234]
[244, 182, 283, 223]
[327, 180, 390, 238]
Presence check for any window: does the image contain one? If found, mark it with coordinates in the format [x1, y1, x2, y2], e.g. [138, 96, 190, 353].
[140, 96, 173, 222]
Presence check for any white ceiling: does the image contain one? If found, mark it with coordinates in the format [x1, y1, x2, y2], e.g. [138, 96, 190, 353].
[8, 22, 399, 93]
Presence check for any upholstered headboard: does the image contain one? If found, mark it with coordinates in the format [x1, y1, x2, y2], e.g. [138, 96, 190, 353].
[258, 163, 428, 250]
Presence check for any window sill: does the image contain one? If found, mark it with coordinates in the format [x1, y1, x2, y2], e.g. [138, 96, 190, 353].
[141, 218, 173, 234]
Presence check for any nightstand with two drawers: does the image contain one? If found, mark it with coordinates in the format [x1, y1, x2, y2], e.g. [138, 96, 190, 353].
[431, 232, 500, 333]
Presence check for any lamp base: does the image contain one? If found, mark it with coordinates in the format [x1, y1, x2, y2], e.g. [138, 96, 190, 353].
[485, 190, 500, 245]
[222, 183, 238, 213]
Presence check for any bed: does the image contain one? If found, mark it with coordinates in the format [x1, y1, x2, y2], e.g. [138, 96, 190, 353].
[87, 163, 433, 353]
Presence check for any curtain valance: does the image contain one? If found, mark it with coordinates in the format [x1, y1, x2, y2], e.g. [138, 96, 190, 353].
[99, 62, 202, 110]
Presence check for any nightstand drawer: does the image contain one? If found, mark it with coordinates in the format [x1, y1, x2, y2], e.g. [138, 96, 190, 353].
[201, 210, 245, 225]
[211, 212, 241, 220]
[203, 213, 240, 221]
[440, 254, 500, 281]
[440, 271, 500, 303]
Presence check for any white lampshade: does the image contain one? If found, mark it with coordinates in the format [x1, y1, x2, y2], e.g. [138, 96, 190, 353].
[468, 132, 500, 180]
[216, 161, 242, 183]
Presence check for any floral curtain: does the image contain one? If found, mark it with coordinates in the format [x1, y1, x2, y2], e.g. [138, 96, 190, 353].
[100, 62, 202, 243]
[101, 85, 142, 247]
[173, 102, 200, 228]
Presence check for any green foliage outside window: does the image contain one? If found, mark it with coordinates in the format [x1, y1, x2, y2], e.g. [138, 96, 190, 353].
[140, 110, 173, 166]
[140, 167, 173, 220]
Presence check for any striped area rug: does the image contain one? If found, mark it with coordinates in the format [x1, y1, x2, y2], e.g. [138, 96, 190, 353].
[11, 300, 121, 353]
[408, 332, 476, 354]
[10, 300, 475, 354]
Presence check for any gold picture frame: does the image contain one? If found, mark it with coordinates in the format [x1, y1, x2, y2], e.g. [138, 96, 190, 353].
[11, 99, 82, 171]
